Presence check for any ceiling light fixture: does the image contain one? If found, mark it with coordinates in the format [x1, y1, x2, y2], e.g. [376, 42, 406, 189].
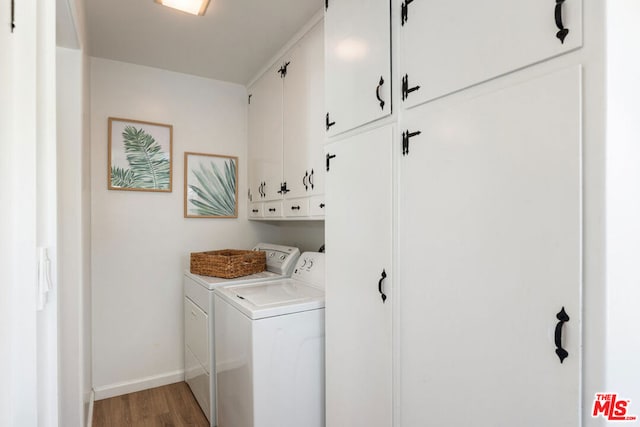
[155, 0, 211, 16]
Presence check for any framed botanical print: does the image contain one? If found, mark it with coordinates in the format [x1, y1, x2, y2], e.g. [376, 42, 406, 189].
[108, 117, 173, 192]
[184, 152, 238, 218]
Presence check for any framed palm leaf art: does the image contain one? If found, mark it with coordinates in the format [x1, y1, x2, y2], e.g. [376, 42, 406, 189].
[184, 152, 238, 218]
[108, 117, 173, 192]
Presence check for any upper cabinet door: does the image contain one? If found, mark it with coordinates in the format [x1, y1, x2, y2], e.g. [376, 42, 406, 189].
[283, 22, 325, 199]
[325, 0, 391, 136]
[248, 61, 284, 202]
[399, 0, 583, 108]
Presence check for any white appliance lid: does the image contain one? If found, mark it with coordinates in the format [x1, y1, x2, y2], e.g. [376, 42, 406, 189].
[235, 280, 324, 307]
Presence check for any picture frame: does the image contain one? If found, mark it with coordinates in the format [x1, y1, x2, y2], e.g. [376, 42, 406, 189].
[108, 117, 173, 192]
[184, 152, 238, 218]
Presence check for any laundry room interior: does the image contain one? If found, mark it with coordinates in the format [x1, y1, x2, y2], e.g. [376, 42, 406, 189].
[3, 0, 640, 427]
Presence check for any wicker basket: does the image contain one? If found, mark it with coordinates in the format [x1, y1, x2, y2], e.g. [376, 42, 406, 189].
[190, 249, 266, 278]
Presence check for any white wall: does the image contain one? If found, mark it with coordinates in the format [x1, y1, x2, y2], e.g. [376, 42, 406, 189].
[606, 0, 640, 402]
[57, 46, 92, 427]
[90, 58, 279, 398]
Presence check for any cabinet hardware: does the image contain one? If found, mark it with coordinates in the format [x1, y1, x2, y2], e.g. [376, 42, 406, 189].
[326, 153, 336, 171]
[11, 0, 15, 32]
[268, 208, 277, 212]
[277, 182, 290, 195]
[554, 0, 569, 44]
[248, 189, 252, 202]
[291, 206, 301, 211]
[259, 182, 266, 198]
[326, 112, 336, 131]
[319, 203, 325, 208]
[402, 74, 421, 101]
[376, 76, 385, 110]
[378, 269, 387, 303]
[402, 130, 422, 156]
[248, 94, 252, 104]
[303, 171, 309, 191]
[252, 209, 259, 213]
[278, 61, 291, 78]
[554, 307, 570, 363]
[401, 0, 413, 26]
[325, 0, 328, 11]
[309, 169, 314, 189]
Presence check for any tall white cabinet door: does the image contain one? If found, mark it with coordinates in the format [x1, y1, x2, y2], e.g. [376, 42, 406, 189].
[283, 22, 325, 200]
[325, 0, 391, 136]
[248, 62, 284, 202]
[398, 67, 582, 426]
[325, 125, 393, 427]
[399, 0, 582, 108]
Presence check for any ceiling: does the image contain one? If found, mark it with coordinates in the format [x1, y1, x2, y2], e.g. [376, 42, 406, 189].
[85, 0, 323, 85]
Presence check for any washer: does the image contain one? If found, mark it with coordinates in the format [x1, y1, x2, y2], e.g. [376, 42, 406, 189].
[213, 252, 325, 427]
[183, 243, 301, 426]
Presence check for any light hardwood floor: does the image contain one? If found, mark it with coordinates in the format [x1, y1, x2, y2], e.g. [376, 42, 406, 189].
[93, 382, 209, 427]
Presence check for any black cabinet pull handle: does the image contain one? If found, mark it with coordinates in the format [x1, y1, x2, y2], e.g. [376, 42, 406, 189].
[319, 203, 325, 208]
[309, 169, 314, 189]
[303, 171, 308, 191]
[378, 270, 387, 303]
[554, 307, 570, 363]
[11, 0, 16, 32]
[252, 209, 259, 213]
[268, 208, 276, 212]
[555, 0, 569, 44]
[376, 76, 385, 110]
[291, 206, 301, 211]
[326, 113, 336, 131]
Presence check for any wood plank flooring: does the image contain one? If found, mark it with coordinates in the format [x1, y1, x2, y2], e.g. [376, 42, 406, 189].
[93, 382, 209, 427]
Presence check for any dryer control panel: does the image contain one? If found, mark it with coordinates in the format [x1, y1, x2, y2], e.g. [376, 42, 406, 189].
[291, 252, 325, 289]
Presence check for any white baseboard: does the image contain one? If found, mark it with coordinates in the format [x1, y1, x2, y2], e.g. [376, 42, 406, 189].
[86, 390, 95, 427]
[93, 370, 185, 401]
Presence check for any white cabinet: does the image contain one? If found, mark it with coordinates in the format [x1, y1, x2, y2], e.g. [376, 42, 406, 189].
[399, 0, 583, 108]
[325, 0, 391, 136]
[248, 60, 284, 203]
[325, 125, 393, 427]
[398, 66, 582, 426]
[248, 21, 325, 219]
[283, 22, 325, 200]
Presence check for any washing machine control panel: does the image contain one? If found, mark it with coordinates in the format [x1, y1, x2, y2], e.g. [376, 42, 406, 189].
[292, 252, 325, 289]
[252, 243, 301, 276]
